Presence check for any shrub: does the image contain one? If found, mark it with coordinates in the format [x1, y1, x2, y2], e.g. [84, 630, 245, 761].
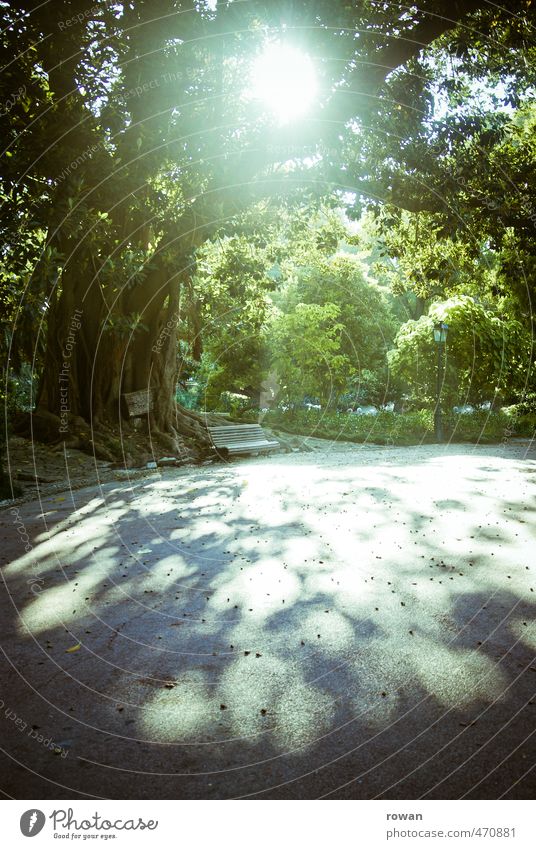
[503, 392, 536, 417]
[247, 407, 525, 445]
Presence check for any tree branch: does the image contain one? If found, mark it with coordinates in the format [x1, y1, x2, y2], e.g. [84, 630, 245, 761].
[325, 0, 485, 124]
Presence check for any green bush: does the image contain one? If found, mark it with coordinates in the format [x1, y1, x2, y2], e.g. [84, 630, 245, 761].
[217, 391, 251, 417]
[516, 414, 536, 436]
[245, 407, 528, 445]
[501, 409, 536, 438]
[445, 409, 509, 442]
[503, 392, 536, 417]
[176, 383, 201, 410]
[255, 408, 434, 445]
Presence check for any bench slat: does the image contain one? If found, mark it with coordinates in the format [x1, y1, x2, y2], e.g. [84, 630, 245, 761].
[209, 427, 264, 434]
[209, 432, 274, 440]
[212, 441, 279, 449]
[212, 442, 276, 448]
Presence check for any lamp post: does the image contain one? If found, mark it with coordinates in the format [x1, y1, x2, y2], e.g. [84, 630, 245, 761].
[433, 321, 449, 442]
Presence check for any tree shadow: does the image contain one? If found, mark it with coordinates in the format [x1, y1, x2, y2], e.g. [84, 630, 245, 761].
[1, 448, 535, 799]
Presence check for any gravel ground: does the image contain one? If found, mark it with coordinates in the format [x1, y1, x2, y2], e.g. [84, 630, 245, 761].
[1, 439, 535, 799]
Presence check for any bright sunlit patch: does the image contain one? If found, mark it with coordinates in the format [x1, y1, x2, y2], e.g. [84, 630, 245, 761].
[250, 42, 317, 124]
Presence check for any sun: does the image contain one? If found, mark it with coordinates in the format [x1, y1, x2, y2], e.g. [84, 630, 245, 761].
[250, 42, 317, 124]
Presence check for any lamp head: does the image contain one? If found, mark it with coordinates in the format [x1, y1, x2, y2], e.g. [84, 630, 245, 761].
[433, 321, 449, 343]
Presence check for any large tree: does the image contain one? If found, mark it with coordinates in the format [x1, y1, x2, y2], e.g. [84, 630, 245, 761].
[2, 0, 534, 455]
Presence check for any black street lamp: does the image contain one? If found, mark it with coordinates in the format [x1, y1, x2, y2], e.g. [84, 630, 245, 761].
[433, 321, 449, 442]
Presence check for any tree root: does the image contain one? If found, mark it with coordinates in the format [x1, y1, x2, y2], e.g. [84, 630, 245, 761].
[10, 401, 230, 467]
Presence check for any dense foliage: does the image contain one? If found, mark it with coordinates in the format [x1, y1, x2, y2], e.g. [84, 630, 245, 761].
[1, 0, 535, 464]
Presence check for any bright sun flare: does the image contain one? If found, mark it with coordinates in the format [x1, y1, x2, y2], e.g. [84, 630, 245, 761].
[250, 43, 317, 124]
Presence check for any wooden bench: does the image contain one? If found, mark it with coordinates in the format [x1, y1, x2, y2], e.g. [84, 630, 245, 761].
[207, 424, 280, 458]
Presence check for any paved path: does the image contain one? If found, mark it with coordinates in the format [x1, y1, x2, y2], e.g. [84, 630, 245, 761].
[1, 441, 535, 799]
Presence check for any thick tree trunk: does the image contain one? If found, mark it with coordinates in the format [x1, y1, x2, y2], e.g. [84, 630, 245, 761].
[36, 254, 216, 458]
[147, 280, 213, 452]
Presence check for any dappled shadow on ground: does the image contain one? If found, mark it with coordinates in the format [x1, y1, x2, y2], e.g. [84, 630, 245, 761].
[1, 445, 535, 799]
